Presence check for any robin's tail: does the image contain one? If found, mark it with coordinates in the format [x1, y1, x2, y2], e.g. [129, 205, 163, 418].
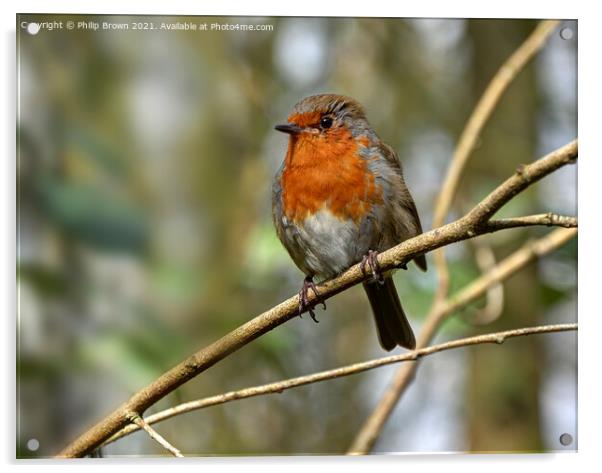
[363, 277, 416, 351]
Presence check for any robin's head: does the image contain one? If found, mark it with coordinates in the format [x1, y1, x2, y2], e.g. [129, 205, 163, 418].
[275, 94, 371, 139]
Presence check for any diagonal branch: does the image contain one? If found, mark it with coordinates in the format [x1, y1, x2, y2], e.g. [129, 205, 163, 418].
[464, 144, 577, 224]
[56, 140, 577, 458]
[105, 322, 576, 445]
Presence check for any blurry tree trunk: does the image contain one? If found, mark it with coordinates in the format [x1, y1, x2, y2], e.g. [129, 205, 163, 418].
[465, 20, 543, 452]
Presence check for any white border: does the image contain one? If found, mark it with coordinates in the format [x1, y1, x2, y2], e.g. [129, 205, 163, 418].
[4, 0, 584, 18]
[4, 1, 599, 472]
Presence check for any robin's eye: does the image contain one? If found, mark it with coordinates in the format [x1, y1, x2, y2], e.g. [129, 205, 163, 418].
[320, 116, 333, 129]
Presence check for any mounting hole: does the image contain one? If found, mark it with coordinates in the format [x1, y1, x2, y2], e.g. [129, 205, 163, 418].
[559, 433, 573, 446]
[560, 28, 574, 40]
[27, 438, 40, 451]
[26, 23, 40, 35]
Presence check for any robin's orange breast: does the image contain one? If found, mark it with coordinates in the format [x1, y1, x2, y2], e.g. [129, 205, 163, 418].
[280, 129, 383, 224]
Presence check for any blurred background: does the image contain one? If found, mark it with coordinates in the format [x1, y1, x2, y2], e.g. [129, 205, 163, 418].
[16, 15, 577, 457]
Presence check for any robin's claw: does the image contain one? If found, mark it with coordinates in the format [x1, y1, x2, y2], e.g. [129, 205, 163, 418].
[363, 250, 386, 285]
[360, 254, 369, 277]
[308, 308, 319, 323]
[298, 276, 325, 323]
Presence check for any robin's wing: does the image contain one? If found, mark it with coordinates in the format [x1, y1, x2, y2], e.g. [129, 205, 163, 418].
[376, 141, 428, 272]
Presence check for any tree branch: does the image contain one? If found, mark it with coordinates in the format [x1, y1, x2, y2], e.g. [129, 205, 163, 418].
[126, 412, 184, 458]
[104, 322, 576, 446]
[347, 226, 577, 454]
[56, 140, 577, 458]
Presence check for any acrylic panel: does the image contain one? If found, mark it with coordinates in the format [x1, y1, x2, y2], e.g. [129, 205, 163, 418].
[16, 14, 577, 458]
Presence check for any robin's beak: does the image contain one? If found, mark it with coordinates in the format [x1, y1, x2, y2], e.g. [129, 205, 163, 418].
[275, 123, 303, 135]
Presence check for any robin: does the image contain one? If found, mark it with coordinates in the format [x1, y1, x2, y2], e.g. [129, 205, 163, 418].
[272, 94, 427, 350]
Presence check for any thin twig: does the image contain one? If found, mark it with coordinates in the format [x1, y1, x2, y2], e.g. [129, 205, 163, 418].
[126, 412, 184, 457]
[348, 19, 563, 454]
[56, 140, 576, 458]
[485, 213, 577, 231]
[105, 322, 576, 445]
[444, 228, 576, 313]
[466, 236, 504, 325]
[456, 196, 505, 325]
[462, 213, 577, 325]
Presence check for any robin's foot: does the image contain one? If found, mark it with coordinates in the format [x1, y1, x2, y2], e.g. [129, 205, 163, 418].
[298, 276, 326, 323]
[361, 250, 386, 285]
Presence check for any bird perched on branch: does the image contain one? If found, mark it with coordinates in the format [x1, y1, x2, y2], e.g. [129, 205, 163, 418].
[272, 94, 427, 350]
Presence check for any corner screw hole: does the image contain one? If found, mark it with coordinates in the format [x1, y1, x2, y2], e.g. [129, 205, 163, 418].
[560, 28, 574, 40]
[27, 438, 40, 451]
[559, 433, 573, 446]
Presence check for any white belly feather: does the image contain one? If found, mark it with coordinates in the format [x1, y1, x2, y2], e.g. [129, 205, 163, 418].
[283, 208, 359, 279]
